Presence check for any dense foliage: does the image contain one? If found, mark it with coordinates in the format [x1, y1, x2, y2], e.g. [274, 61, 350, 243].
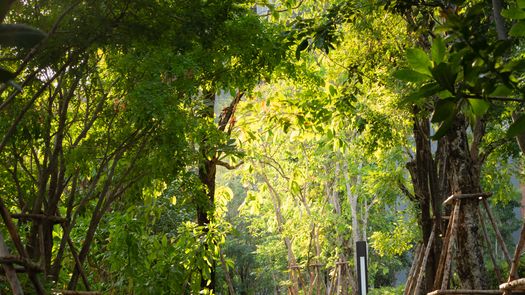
[0, 0, 524, 294]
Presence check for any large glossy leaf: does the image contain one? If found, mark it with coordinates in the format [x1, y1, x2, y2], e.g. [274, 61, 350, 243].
[489, 84, 514, 97]
[502, 7, 525, 19]
[393, 68, 430, 82]
[467, 98, 489, 117]
[431, 100, 455, 123]
[0, 24, 46, 48]
[431, 62, 457, 93]
[403, 82, 441, 104]
[510, 21, 525, 37]
[406, 48, 432, 75]
[431, 37, 445, 64]
[502, 58, 525, 72]
[508, 114, 525, 137]
[432, 118, 453, 139]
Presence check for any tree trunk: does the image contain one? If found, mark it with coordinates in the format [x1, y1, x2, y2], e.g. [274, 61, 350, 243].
[260, 168, 301, 294]
[445, 114, 487, 289]
[198, 157, 217, 291]
[407, 112, 443, 293]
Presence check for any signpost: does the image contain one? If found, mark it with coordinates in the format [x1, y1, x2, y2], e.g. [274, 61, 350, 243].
[356, 241, 368, 295]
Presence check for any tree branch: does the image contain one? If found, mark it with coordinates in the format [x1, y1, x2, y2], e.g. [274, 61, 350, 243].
[216, 160, 244, 170]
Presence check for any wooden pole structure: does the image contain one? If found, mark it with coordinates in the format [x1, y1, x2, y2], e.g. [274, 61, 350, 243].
[482, 199, 511, 265]
[433, 199, 458, 290]
[415, 225, 436, 294]
[404, 244, 423, 295]
[0, 198, 45, 294]
[507, 224, 525, 281]
[0, 232, 24, 295]
[427, 290, 502, 294]
[477, 206, 503, 283]
[440, 200, 461, 290]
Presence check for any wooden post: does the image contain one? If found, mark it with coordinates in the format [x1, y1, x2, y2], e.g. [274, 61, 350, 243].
[482, 199, 511, 265]
[415, 225, 436, 294]
[507, 224, 525, 281]
[434, 201, 457, 290]
[0, 198, 45, 294]
[404, 244, 423, 295]
[0, 232, 24, 295]
[477, 206, 502, 282]
[441, 200, 461, 290]
[67, 237, 90, 291]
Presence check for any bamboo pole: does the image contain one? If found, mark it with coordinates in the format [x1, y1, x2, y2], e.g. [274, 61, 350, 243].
[0, 232, 23, 295]
[500, 278, 525, 291]
[405, 244, 424, 295]
[482, 199, 511, 265]
[434, 200, 458, 290]
[442, 192, 492, 206]
[0, 198, 45, 294]
[52, 291, 102, 295]
[415, 224, 436, 294]
[477, 206, 503, 283]
[427, 290, 502, 295]
[441, 200, 461, 290]
[507, 224, 525, 281]
[67, 237, 90, 291]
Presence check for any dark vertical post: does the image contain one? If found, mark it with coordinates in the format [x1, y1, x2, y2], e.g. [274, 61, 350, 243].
[356, 241, 368, 295]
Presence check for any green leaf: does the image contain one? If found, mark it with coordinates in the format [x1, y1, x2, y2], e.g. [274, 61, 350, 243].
[502, 58, 525, 72]
[406, 48, 432, 75]
[431, 37, 446, 64]
[329, 84, 337, 96]
[437, 90, 453, 99]
[295, 39, 308, 60]
[403, 82, 441, 104]
[431, 100, 455, 123]
[519, 0, 525, 9]
[0, 66, 15, 82]
[489, 84, 513, 97]
[393, 69, 430, 82]
[467, 98, 490, 117]
[501, 7, 525, 19]
[431, 63, 457, 93]
[509, 21, 525, 36]
[507, 114, 525, 137]
[432, 118, 453, 139]
[0, 24, 46, 48]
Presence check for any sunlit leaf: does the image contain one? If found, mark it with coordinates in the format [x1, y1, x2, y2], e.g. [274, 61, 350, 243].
[393, 68, 430, 82]
[467, 98, 489, 117]
[502, 7, 525, 19]
[431, 37, 446, 64]
[406, 48, 432, 75]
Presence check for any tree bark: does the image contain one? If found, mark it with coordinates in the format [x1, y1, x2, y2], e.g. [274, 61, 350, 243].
[407, 112, 443, 293]
[445, 114, 487, 289]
